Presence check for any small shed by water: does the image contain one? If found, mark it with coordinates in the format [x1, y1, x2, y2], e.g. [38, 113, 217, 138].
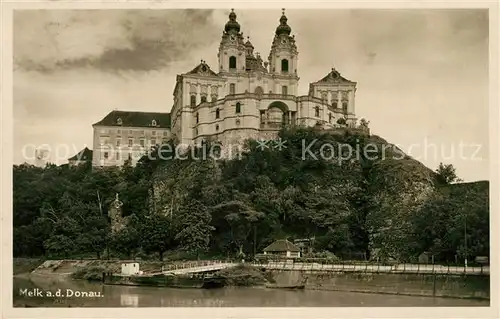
[121, 263, 140, 275]
[263, 239, 301, 258]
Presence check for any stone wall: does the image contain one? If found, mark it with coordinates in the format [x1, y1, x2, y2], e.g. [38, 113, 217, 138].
[266, 270, 490, 300]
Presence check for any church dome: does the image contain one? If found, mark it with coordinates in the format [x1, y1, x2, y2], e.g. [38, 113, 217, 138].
[275, 10, 291, 36]
[224, 9, 241, 33]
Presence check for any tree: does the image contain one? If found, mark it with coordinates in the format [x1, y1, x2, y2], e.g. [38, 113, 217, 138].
[44, 235, 75, 258]
[212, 198, 264, 257]
[110, 219, 140, 258]
[435, 162, 460, 185]
[175, 199, 214, 259]
[140, 214, 174, 261]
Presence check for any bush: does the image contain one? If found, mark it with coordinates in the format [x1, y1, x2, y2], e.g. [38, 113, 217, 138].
[71, 266, 109, 281]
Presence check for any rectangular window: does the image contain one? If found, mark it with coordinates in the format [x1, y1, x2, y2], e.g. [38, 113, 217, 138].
[282, 86, 288, 96]
[190, 95, 196, 106]
[342, 101, 348, 112]
[201, 96, 207, 103]
[104, 152, 109, 159]
[116, 152, 120, 160]
[116, 139, 121, 147]
[140, 130, 145, 135]
[140, 140, 145, 147]
[128, 130, 133, 135]
[260, 110, 265, 123]
[215, 108, 220, 119]
[128, 139, 133, 147]
[163, 131, 168, 136]
[229, 83, 235, 95]
[128, 153, 132, 160]
[152, 131, 156, 136]
[117, 129, 121, 134]
[151, 139, 156, 146]
[229, 56, 237, 69]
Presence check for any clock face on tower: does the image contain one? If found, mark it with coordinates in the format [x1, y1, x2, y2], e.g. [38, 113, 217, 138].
[281, 38, 287, 44]
[230, 35, 236, 43]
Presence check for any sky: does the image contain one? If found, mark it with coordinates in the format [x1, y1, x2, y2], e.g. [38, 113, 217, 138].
[13, 9, 489, 182]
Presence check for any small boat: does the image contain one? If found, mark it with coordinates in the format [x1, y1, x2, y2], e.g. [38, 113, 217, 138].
[266, 284, 305, 290]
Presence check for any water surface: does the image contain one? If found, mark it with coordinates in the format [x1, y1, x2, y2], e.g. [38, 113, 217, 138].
[13, 275, 489, 307]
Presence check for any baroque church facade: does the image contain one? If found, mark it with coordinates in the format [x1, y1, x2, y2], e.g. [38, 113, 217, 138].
[89, 9, 359, 167]
[171, 9, 358, 147]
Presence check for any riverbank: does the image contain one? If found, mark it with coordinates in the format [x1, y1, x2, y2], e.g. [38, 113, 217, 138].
[14, 258, 490, 301]
[13, 258, 46, 275]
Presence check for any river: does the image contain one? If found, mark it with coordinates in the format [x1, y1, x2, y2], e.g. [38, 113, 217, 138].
[13, 275, 489, 307]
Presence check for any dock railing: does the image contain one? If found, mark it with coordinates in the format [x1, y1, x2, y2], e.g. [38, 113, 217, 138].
[249, 260, 489, 276]
[158, 259, 489, 276]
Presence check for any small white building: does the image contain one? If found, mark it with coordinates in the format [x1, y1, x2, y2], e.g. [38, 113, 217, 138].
[121, 263, 140, 275]
[263, 239, 301, 258]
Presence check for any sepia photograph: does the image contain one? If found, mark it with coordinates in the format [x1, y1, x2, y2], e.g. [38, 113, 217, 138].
[4, 2, 496, 315]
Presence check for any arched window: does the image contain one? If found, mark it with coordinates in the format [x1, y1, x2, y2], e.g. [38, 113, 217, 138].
[190, 95, 196, 106]
[151, 119, 157, 126]
[281, 59, 289, 73]
[315, 106, 320, 117]
[196, 112, 199, 124]
[332, 101, 338, 108]
[229, 83, 236, 95]
[236, 102, 241, 113]
[342, 102, 348, 112]
[215, 108, 220, 119]
[229, 56, 237, 69]
[116, 118, 122, 125]
[201, 96, 207, 103]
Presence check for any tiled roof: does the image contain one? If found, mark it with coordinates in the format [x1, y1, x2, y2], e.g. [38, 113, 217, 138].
[186, 60, 219, 77]
[315, 68, 355, 84]
[68, 147, 93, 161]
[263, 239, 300, 252]
[93, 110, 171, 128]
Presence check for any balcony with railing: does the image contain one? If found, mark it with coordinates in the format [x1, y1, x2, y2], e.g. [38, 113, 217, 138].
[260, 122, 284, 130]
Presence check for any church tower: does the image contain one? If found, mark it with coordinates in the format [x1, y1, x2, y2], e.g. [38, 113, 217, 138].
[218, 9, 247, 75]
[268, 9, 299, 95]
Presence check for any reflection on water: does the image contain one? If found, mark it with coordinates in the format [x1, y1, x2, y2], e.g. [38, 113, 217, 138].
[121, 294, 139, 307]
[13, 275, 489, 307]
